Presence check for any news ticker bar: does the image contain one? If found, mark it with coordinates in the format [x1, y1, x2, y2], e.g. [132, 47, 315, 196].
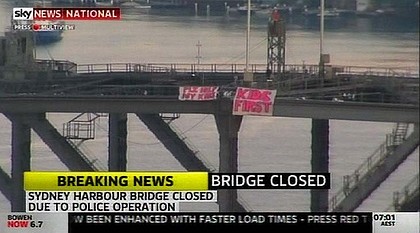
[2, 212, 419, 233]
[24, 172, 330, 190]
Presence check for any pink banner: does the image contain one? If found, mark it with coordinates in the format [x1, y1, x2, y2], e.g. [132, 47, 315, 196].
[233, 87, 277, 116]
[179, 86, 219, 101]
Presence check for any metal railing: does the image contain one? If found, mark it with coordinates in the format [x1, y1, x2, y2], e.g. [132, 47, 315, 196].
[73, 63, 419, 78]
[65, 138, 107, 171]
[63, 113, 100, 140]
[62, 112, 108, 171]
[386, 173, 419, 211]
[2, 61, 418, 105]
[329, 123, 410, 211]
[35, 59, 77, 73]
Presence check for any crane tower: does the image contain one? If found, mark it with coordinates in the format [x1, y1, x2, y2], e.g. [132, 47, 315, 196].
[267, 9, 286, 77]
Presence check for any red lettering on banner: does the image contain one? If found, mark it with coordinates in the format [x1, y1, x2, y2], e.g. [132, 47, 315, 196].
[234, 99, 272, 113]
[179, 86, 219, 101]
[236, 88, 248, 99]
[233, 87, 277, 116]
[182, 93, 195, 99]
[249, 89, 272, 101]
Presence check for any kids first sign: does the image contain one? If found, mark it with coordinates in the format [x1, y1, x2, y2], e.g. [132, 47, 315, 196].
[233, 87, 277, 116]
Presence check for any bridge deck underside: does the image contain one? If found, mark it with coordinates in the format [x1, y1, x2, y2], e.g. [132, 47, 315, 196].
[0, 71, 418, 104]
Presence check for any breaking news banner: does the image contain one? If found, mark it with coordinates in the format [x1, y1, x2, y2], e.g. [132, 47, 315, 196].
[22, 172, 329, 213]
[1, 212, 419, 233]
[23, 172, 330, 191]
[208, 173, 330, 189]
[24, 171, 208, 191]
[4, 171, 419, 232]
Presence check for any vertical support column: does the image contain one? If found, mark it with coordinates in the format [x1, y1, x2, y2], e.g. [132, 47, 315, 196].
[11, 114, 31, 212]
[311, 119, 329, 212]
[214, 114, 242, 212]
[108, 113, 127, 171]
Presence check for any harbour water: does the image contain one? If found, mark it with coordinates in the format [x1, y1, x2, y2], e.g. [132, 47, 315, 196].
[0, 1, 418, 212]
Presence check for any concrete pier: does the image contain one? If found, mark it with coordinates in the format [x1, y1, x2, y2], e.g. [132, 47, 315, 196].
[215, 113, 243, 212]
[108, 113, 128, 171]
[310, 119, 330, 212]
[11, 114, 31, 212]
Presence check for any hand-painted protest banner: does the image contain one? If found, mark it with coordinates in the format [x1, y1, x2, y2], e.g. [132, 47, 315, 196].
[179, 86, 219, 101]
[233, 87, 277, 116]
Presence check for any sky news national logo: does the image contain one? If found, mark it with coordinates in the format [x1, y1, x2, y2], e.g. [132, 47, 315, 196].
[13, 7, 34, 20]
[13, 7, 121, 20]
